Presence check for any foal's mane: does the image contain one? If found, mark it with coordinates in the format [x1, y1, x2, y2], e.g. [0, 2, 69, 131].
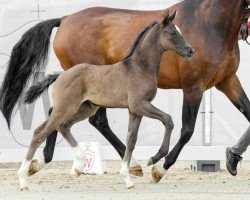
[122, 21, 157, 61]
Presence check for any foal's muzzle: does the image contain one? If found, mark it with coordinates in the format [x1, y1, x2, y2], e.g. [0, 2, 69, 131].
[185, 47, 195, 59]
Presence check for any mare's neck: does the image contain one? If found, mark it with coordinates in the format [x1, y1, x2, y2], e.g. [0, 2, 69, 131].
[207, 0, 246, 44]
[130, 24, 164, 75]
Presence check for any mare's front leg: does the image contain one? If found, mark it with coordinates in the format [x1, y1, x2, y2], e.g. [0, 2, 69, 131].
[151, 83, 204, 183]
[43, 107, 58, 164]
[120, 112, 142, 189]
[216, 75, 250, 175]
[89, 107, 143, 177]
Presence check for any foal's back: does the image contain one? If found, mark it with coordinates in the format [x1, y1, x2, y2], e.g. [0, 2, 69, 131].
[52, 62, 133, 108]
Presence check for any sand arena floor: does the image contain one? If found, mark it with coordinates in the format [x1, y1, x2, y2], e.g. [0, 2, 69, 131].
[0, 160, 250, 200]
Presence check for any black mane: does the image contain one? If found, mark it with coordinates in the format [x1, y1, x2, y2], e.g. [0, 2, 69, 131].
[122, 21, 157, 61]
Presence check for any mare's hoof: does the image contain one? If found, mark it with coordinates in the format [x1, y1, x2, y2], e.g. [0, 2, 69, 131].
[129, 166, 143, 177]
[151, 165, 164, 183]
[28, 159, 40, 176]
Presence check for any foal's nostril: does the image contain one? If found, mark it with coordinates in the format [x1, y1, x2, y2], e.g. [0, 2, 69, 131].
[189, 48, 195, 55]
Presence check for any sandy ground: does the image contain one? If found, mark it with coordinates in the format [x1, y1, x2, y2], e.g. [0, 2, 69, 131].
[0, 160, 250, 200]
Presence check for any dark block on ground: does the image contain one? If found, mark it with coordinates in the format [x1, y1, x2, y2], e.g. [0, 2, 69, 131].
[190, 160, 220, 172]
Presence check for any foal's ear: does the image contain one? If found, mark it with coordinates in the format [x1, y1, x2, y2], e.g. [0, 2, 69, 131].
[161, 10, 170, 25]
[169, 10, 177, 22]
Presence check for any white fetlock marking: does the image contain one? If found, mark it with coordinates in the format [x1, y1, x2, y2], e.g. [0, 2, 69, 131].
[155, 164, 167, 176]
[73, 145, 85, 173]
[120, 162, 134, 188]
[130, 156, 141, 168]
[18, 159, 31, 190]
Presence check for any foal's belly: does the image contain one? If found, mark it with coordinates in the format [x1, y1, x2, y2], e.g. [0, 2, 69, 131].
[87, 93, 128, 108]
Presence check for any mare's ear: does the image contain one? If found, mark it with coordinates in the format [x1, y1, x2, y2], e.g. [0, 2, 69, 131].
[161, 10, 170, 26]
[169, 10, 177, 22]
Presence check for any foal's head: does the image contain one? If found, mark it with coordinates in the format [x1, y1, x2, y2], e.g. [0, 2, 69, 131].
[158, 10, 194, 59]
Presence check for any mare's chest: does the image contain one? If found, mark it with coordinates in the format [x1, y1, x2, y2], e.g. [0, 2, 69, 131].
[199, 51, 239, 88]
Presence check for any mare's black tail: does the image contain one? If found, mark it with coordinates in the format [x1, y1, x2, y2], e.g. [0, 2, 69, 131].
[0, 18, 62, 128]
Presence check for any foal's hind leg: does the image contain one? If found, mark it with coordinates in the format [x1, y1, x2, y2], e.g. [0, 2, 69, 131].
[58, 102, 99, 176]
[28, 107, 58, 177]
[120, 112, 142, 189]
[18, 118, 60, 191]
[18, 101, 82, 190]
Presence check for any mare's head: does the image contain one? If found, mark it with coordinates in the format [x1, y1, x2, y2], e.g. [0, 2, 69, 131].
[158, 10, 194, 59]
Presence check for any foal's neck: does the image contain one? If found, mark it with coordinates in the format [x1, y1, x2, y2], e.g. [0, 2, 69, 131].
[130, 24, 164, 75]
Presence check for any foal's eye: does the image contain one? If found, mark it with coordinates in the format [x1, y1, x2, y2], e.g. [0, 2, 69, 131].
[170, 30, 177, 37]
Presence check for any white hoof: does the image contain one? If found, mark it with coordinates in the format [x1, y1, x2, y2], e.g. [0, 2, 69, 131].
[125, 179, 135, 189]
[18, 173, 29, 190]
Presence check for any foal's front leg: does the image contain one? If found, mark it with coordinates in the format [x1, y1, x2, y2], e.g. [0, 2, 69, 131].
[130, 101, 174, 166]
[120, 112, 142, 189]
[89, 108, 143, 177]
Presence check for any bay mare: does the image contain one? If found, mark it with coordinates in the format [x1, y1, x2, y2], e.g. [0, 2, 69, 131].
[1, 0, 250, 182]
[18, 12, 193, 190]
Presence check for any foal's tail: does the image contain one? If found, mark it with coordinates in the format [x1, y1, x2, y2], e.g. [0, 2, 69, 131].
[0, 18, 62, 128]
[24, 74, 60, 104]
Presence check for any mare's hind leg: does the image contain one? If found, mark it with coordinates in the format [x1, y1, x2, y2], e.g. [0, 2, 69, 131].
[58, 102, 99, 176]
[120, 112, 142, 189]
[216, 75, 250, 174]
[89, 108, 143, 177]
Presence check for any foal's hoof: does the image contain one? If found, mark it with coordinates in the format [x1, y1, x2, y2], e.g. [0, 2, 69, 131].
[126, 182, 135, 189]
[129, 166, 143, 177]
[20, 187, 29, 192]
[125, 179, 135, 189]
[151, 165, 164, 183]
[28, 159, 40, 176]
[147, 157, 154, 166]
